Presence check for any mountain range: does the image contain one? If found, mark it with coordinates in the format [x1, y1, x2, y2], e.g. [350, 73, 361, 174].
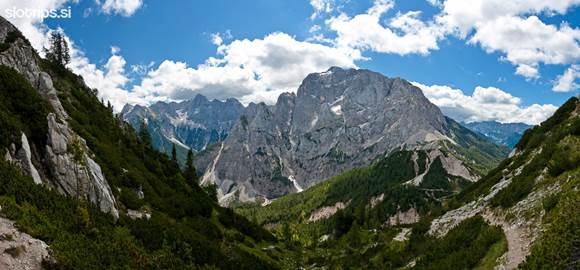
[0, 15, 578, 270]
[464, 121, 532, 148]
[122, 95, 244, 159]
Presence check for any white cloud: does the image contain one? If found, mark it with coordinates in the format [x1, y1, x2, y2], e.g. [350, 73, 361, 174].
[131, 32, 363, 106]
[310, 0, 334, 19]
[130, 61, 155, 75]
[515, 64, 540, 79]
[412, 82, 558, 125]
[110, 45, 120, 54]
[327, 1, 444, 55]
[315, 0, 580, 82]
[426, 0, 442, 7]
[98, 0, 143, 17]
[68, 43, 158, 110]
[436, 0, 580, 37]
[553, 64, 580, 92]
[309, 24, 321, 33]
[469, 16, 580, 79]
[434, 0, 580, 80]
[210, 30, 232, 46]
[211, 33, 223, 46]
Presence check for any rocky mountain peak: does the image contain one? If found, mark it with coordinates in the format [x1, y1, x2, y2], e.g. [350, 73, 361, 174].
[195, 67, 480, 204]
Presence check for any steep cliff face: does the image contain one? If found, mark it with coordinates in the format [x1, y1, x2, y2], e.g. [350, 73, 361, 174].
[122, 95, 244, 157]
[197, 67, 508, 203]
[0, 17, 118, 218]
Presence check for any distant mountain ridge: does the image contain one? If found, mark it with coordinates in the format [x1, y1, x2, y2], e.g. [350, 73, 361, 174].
[195, 67, 509, 204]
[122, 95, 244, 158]
[464, 121, 532, 148]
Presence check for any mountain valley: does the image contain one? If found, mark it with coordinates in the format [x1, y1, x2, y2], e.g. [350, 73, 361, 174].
[0, 13, 578, 270]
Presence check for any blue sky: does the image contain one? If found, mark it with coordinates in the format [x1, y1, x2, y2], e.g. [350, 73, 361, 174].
[2, 0, 579, 124]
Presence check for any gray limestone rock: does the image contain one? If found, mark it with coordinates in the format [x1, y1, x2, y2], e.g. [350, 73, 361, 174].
[196, 67, 455, 203]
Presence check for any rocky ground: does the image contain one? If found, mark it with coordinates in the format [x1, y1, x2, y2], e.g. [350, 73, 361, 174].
[0, 217, 52, 270]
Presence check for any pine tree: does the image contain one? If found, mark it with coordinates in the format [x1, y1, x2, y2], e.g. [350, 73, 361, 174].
[138, 121, 152, 147]
[184, 149, 198, 184]
[171, 144, 177, 161]
[44, 31, 70, 66]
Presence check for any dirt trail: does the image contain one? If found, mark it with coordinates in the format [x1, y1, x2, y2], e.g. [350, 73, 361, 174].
[482, 210, 533, 270]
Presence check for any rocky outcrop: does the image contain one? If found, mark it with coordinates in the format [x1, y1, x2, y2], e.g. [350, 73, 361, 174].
[386, 207, 420, 226]
[0, 16, 118, 219]
[196, 67, 459, 203]
[308, 201, 350, 222]
[393, 228, 412, 242]
[126, 209, 151, 220]
[45, 114, 118, 218]
[405, 147, 478, 186]
[0, 217, 53, 270]
[5, 134, 42, 185]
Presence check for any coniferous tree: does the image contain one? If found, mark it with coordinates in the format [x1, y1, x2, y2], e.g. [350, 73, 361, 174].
[171, 144, 177, 162]
[44, 31, 70, 66]
[184, 149, 198, 184]
[138, 121, 152, 147]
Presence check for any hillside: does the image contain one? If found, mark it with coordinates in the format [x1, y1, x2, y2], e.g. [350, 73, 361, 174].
[0, 16, 283, 269]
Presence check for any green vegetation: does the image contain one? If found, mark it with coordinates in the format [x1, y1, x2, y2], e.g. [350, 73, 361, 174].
[0, 65, 52, 148]
[44, 30, 70, 66]
[475, 236, 507, 270]
[445, 117, 510, 175]
[232, 97, 578, 269]
[0, 30, 27, 52]
[520, 170, 579, 270]
[0, 60, 282, 269]
[490, 98, 579, 208]
[413, 216, 505, 270]
[235, 148, 480, 251]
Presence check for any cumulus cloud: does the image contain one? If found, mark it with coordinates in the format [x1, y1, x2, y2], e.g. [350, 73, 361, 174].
[98, 0, 143, 17]
[327, 1, 444, 55]
[433, 0, 580, 80]
[131, 32, 363, 106]
[435, 0, 580, 37]
[317, 0, 580, 82]
[469, 16, 580, 79]
[412, 82, 558, 125]
[553, 64, 580, 92]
